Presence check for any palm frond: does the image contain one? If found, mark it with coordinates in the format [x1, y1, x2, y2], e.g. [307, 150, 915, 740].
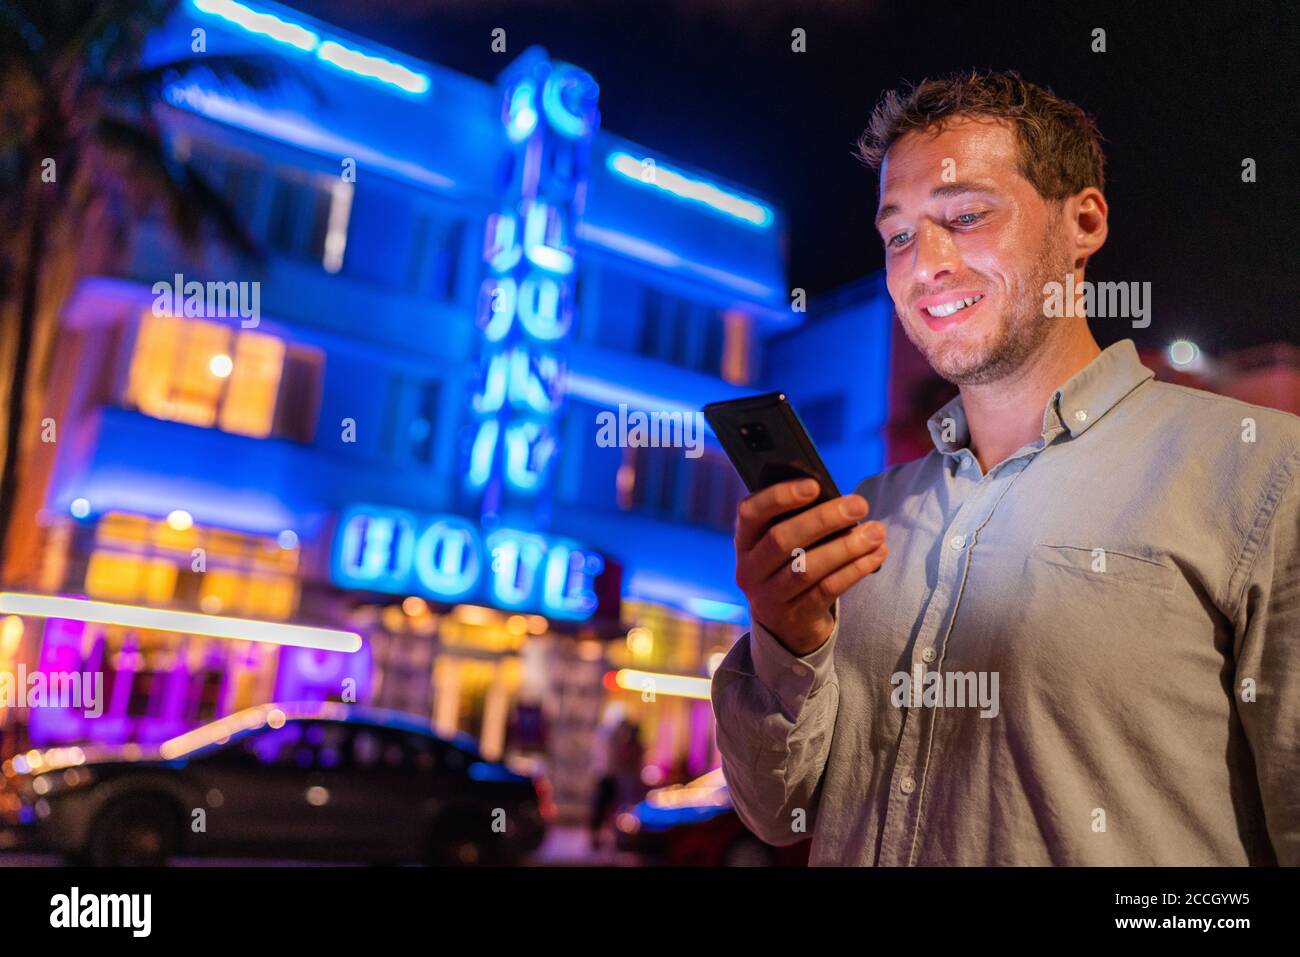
[112, 51, 326, 115]
[0, 0, 48, 83]
[123, 51, 310, 94]
[54, 0, 173, 86]
[94, 113, 260, 259]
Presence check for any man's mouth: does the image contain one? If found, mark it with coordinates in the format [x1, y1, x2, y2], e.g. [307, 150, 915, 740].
[916, 291, 986, 330]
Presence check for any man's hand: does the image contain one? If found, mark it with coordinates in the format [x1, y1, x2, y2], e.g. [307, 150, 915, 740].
[734, 478, 888, 656]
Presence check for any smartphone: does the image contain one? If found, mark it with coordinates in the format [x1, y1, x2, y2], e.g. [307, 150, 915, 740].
[703, 391, 849, 542]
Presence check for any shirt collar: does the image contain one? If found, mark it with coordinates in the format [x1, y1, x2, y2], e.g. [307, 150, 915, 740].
[925, 339, 1155, 456]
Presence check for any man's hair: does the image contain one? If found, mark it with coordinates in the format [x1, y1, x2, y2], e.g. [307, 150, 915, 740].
[856, 70, 1106, 201]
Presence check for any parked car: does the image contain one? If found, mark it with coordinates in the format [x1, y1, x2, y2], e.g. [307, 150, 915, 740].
[616, 768, 810, 866]
[0, 702, 552, 866]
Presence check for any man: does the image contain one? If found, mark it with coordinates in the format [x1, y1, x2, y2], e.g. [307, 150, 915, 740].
[712, 71, 1299, 866]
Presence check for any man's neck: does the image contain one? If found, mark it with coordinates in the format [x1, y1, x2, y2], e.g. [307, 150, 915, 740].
[959, 323, 1102, 473]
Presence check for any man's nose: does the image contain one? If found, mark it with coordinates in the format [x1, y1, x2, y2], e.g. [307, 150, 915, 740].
[911, 220, 960, 284]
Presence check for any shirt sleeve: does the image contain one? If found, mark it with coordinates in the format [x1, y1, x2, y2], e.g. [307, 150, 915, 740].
[710, 600, 840, 847]
[1233, 452, 1300, 865]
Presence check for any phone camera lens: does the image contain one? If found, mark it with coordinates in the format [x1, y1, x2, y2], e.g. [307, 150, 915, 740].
[740, 421, 774, 452]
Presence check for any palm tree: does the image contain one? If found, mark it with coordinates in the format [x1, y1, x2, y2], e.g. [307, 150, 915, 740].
[0, 0, 302, 580]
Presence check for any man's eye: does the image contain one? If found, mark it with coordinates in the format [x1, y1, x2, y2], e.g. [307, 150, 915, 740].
[953, 212, 983, 226]
[887, 231, 912, 249]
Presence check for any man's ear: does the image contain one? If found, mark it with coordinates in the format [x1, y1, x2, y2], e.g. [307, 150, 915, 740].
[1067, 187, 1108, 269]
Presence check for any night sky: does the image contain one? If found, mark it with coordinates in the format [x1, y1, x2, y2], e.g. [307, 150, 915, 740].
[290, 0, 1300, 355]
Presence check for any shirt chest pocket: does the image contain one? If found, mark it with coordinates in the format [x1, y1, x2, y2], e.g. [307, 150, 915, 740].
[1028, 542, 1177, 592]
[1008, 542, 1183, 673]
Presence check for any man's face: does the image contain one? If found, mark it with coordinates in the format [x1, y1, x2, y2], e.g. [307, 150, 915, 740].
[875, 117, 1073, 385]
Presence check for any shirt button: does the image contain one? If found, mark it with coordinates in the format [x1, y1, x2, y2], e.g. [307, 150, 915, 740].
[921, 648, 936, 663]
[900, 776, 916, 794]
[1074, 409, 1088, 423]
[949, 534, 966, 550]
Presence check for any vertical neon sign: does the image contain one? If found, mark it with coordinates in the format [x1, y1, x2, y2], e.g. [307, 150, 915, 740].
[465, 48, 600, 513]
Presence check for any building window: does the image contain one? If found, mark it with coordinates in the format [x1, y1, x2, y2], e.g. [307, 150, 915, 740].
[582, 268, 640, 353]
[267, 170, 335, 263]
[685, 448, 748, 530]
[620, 444, 744, 532]
[584, 268, 743, 378]
[338, 182, 464, 298]
[273, 345, 325, 443]
[410, 380, 441, 464]
[702, 314, 726, 378]
[124, 312, 322, 441]
[381, 375, 442, 466]
[407, 212, 465, 302]
[178, 136, 264, 230]
[555, 399, 623, 511]
[220, 328, 285, 436]
[83, 512, 300, 620]
[638, 289, 694, 365]
[178, 135, 351, 274]
[720, 310, 752, 385]
[623, 445, 677, 518]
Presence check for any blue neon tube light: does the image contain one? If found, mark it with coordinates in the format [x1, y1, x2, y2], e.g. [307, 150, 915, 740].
[606, 150, 773, 227]
[190, 0, 431, 96]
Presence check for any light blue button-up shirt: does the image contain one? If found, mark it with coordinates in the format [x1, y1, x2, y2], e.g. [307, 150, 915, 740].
[713, 339, 1300, 865]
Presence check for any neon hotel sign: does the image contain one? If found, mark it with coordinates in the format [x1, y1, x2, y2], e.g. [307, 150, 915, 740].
[465, 48, 598, 496]
[331, 507, 604, 621]
[333, 53, 605, 623]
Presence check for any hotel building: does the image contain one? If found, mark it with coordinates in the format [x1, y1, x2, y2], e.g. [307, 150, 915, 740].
[0, 0, 892, 815]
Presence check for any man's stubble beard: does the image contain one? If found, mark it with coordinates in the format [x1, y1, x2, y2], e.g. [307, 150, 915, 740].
[899, 220, 1074, 387]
